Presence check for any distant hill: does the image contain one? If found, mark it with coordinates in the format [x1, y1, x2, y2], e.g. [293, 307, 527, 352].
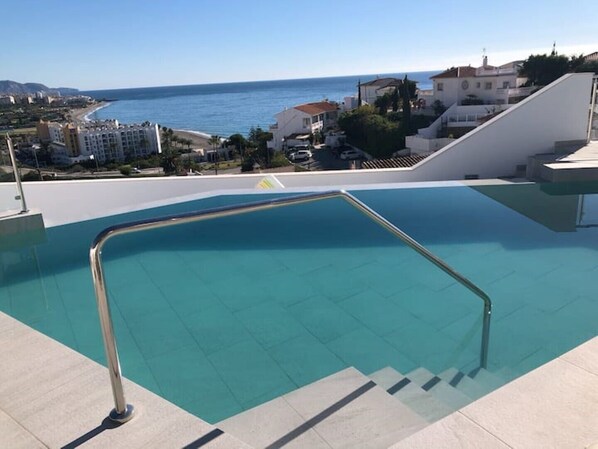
[0, 80, 79, 96]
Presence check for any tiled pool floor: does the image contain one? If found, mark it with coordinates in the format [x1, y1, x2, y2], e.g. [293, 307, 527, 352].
[2, 183, 598, 423]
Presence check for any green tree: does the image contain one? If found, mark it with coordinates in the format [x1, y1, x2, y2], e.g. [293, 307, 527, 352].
[400, 75, 411, 135]
[521, 53, 570, 86]
[391, 87, 400, 112]
[338, 105, 404, 158]
[227, 133, 247, 158]
[208, 135, 221, 175]
[374, 93, 393, 115]
[247, 127, 273, 166]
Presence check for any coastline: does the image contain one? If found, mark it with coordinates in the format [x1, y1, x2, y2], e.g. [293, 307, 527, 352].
[69, 101, 109, 122]
[68, 103, 213, 147]
[172, 129, 212, 149]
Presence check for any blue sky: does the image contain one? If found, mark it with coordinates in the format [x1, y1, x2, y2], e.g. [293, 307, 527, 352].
[2, 0, 597, 90]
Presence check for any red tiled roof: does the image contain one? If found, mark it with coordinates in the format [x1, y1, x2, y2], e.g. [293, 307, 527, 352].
[431, 66, 477, 79]
[294, 101, 338, 115]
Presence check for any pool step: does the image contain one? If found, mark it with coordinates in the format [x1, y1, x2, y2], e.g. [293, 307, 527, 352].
[368, 367, 454, 422]
[218, 367, 427, 449]
[406, 367, 472, 409]
[468, 366, 505, 390]
[438, 367, 488, 400]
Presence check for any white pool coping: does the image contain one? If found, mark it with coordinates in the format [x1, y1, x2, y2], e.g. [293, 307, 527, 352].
[2, 307, 598, 448]
[0, 311, 252, 449]
[390, 336, 598, 448]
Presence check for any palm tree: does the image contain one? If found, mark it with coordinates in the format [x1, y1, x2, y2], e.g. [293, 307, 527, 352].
[208, 135, 220, 175]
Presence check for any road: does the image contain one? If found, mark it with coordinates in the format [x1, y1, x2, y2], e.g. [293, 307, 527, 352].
[293, 146, 362, 171]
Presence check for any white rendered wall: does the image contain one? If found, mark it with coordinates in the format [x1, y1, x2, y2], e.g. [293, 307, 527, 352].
[407, 73, 594, 180]
[271, 108, 310, 150]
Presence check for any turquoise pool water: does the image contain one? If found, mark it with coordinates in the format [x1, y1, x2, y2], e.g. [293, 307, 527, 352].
[2, 182, 598, 423]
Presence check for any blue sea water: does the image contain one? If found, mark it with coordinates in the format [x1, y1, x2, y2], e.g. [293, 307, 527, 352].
[81, 72, 436, 137]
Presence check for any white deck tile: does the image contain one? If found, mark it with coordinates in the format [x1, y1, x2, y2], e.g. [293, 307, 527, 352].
[220, 367, 426, 449]
[388, 412, 511, 449]
[461, 357, 598, 449]
[282, 367, 426, 449]
[0, 312, 252, 449]
[219, 397, 332, 449]
[560, 336, 598, 375]
[0, 409, 46, 449]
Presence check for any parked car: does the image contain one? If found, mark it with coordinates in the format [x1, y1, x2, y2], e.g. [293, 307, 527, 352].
[340, 149, 361, 160]
[289, 149, 312, 162]
[286, 144, 310, 156]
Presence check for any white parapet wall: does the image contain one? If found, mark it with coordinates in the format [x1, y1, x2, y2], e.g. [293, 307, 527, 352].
[0, 74, 592, 227]
[405, 73, 594, 180]
[3, 170, 418, 226]
[406, 136, 455, 156]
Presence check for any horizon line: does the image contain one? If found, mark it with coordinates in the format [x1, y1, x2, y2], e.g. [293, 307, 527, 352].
[79, 69, 441, 92]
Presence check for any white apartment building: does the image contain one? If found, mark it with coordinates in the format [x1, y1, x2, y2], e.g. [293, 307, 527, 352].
[268, 101, 339, 151]
[48, 122, 65, 144]
[428, 57, 529, 107]
[76, 120, 161, 163]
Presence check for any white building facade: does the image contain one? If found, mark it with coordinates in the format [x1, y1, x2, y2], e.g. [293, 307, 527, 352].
[428, 58, 529, 108]
[48, 123, 65, 144]
[76, 120, 161, 163]
[268, 101, 339, 151]
[358, 78, 402, 105]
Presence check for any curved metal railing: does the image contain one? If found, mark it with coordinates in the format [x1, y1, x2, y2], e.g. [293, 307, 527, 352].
[90, 190, 492, 423]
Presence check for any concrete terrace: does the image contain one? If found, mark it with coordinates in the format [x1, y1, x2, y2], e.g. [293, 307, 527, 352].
[2, 309, 598, 448]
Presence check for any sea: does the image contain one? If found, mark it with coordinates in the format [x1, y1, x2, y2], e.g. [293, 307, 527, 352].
[82, 71, 437, 137]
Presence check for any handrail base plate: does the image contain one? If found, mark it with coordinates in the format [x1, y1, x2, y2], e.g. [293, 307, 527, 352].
[109, 404, 135, 424]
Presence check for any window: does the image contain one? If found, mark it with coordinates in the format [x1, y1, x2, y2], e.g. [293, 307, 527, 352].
[476, 82, 481, 88]
[302, 118, 310, 127]
[485, 82, 492, 90]
[502, 81, 510, 88]
[437, 82, 444, 91]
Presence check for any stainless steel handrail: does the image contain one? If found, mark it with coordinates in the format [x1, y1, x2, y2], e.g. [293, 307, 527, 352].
[588, 76, 597, 143]
[5, 134, 28, 214]
[90, 190, 492, 423]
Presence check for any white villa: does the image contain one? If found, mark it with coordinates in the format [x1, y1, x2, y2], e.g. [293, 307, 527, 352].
[268, 101, 339, 151]
[407, 57, 536, 156]
[426, 57, 530, 107]
[358, 77, 403, 106]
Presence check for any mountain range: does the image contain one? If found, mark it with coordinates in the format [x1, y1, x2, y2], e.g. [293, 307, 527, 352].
[0, 80, 79, 95]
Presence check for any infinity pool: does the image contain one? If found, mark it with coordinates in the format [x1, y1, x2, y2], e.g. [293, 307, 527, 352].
[2, 182, 597, 423]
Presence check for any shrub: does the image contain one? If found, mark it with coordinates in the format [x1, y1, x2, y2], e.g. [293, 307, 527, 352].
[119, 165, 132, 176]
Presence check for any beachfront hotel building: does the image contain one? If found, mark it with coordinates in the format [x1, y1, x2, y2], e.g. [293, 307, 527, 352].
[37, 119, 162, 164]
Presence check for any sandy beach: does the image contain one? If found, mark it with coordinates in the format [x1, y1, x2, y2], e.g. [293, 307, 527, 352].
[172, 129, 212, 149]
[68, 102, 213, 148]
[69, 101, 109, 122]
